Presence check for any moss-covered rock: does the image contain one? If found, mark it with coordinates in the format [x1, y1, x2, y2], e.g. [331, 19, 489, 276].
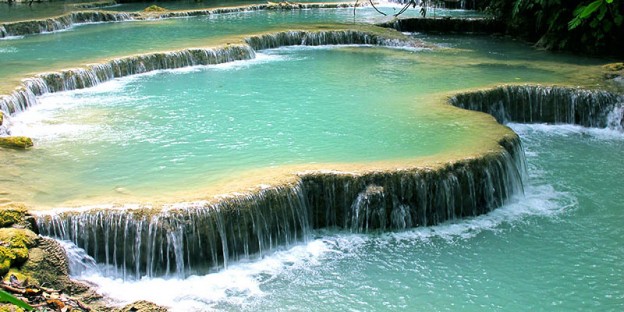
[603, 62, 624, 72]
[0, 228, 38, 275]
[0, 305, 26, 312]
[0, 228, 38, 249]
[115, 300, 169, 312]
[0, 137, 33, 149]
[144, 5, 167, 12]
[0, 111, 3, 126]
[0, 204, 28, 228]
[603, 62, 624, 80]
[18, 238, 79, 292]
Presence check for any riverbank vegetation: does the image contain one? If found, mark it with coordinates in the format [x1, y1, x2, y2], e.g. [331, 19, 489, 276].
[480, 0, 623, 56]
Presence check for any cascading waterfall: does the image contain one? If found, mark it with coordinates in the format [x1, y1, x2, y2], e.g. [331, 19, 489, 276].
[4, 28, 551, 282]
[38, 184, 311, 279]
[156, 3, 355, 19]
[0, 45, 256, 117]
[0, 30, 421, 121]
[0, 3, 358, 38]
[244, 30, 419, 50]
[0, 11, 137, 39]
[302, 135, 526, 231]
[450, 85, 624, 129]
[36, 134, 527, 279]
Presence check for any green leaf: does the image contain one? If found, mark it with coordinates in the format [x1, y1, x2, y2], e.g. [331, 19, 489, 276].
[606, 0, 613, 3]
[573, 4, 588, 16]
[0, 289, 34, 311]
[568, 17, 582, 29]
[579, 0, 603, 18]
[615, 14, 624, 26]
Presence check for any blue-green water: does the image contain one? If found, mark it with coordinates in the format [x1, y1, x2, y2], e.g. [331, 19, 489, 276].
[71, 124, 624, 311]
[5, 43, 580, 207]
[0, 6, 488, 92]
[0, 1, 483, 23]
[1, 5, 622, 311]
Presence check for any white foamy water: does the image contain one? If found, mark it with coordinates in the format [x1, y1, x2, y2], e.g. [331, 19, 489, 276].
[0, 35, 24, 41]
[65, 239, 333, 311]
[509, 122, 624, 141]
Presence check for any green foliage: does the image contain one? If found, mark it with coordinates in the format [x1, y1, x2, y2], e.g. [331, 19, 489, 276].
[0, 290, 33, 311]
[569, 0, 622, 30]
[481, 0, 624, 56]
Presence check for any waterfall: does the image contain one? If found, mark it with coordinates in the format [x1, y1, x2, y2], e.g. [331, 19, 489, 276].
[450, 85, 624, 129]
[0, 11, 137, 39]
[245, 30, 419, 50]
[0, 3, 357, 38]
[36, 135, 526, 279]
[303, 135, 526, 231]
[37, 183, 310, 279]
[9, 28, 527, 280]
[0, 29, 419, 118]
[0, 45, 255, 116]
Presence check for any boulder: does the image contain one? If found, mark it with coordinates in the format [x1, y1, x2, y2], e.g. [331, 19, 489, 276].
[0, 137, 33, 149]
[603, 62, 624, 80]
[115, 300, 169, 312]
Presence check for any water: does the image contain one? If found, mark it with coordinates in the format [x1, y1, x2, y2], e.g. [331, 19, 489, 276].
[0, 0, 483, 23]
[4, 43, 576, 207]
[0, 0, 99, 22]
[0, 4, 490, 92]
[1, 5, 622, 310]
[63, 124, 624, 311]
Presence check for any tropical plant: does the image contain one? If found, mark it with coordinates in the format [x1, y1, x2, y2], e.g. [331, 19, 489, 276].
[0, 289, 34, 311]
[481, 0, 624, 56]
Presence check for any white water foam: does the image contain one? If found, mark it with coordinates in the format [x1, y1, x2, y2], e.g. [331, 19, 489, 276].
[8, 91, 120, 142]
[65, 239, 333, 311]
[0, 35, 24, 40]
[509, 122, 624, 141]
[210, 52, 286, 71]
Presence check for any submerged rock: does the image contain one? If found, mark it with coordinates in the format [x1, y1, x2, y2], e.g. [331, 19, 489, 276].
[0, 137, 33, 149]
